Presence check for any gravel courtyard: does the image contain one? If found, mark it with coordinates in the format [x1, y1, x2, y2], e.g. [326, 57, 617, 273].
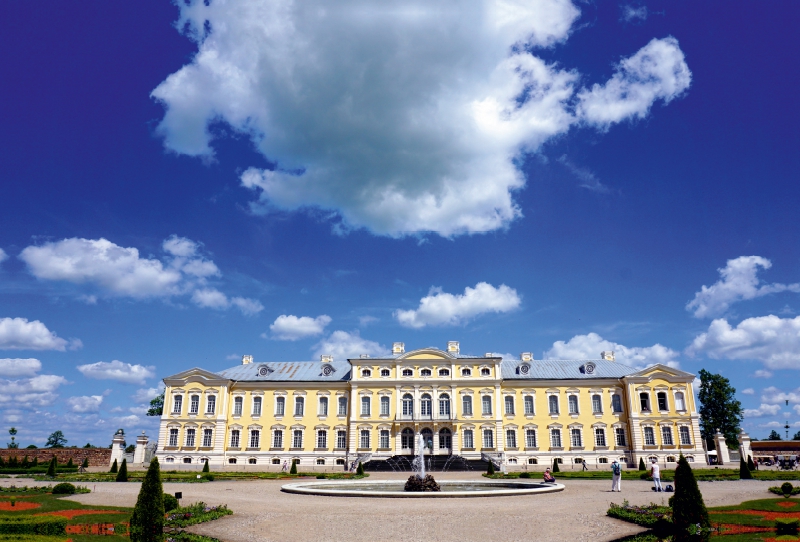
[6, 473, 779, 542]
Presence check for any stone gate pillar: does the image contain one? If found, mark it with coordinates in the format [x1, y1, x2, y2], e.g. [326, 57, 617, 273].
[737, 429, 752, 464]
[110, 429, 125, 467]
[133, 431, 149, 465]
[713, 429, 730, 465]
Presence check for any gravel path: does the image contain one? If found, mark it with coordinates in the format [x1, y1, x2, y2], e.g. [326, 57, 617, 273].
[6, 473, 780, 542]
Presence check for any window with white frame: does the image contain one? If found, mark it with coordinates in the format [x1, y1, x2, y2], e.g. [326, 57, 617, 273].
[402, 368, 413, 377]
[190, 395, 199, 414]
[657, 392, 669, 411]
[570, 428, 582, 447]
[185, 428, 196, 447]
[380, 396, 390, 416]
[550, 428, 562, 448]
[336, 430, 347, 449]
[549, 395, 559, 415]
[294, 397, 304, 416]
[463, 429, 474, 448]
[612, 394, 623, 413]
[233, 397, 243, 416]
[568, 395, 579, 414]
[439, 394, 451, 417]
[505, 396, 515, 415]
[481, 395, 492, 415]
[643, 426, 655, 445]
[360, 429, 370, 448]
[316, 458, 326, 465]
[229, 458, 237, 464]
[338, 396, 347, 416]
[506, 429, 517, 448]
[661, 426, 674, 445]
[271, 458, 280, 465]
[594, 428, 606, 447]
[230, 429, 240, 448]
[292, 429, 303, 448]
[462, 368, 472, 376]
[402, 394, 414, 416]
[380, 429, 390, 448]
[420, 368, 431, 377]
[482, 428, 494, 448]
[527, 458, 538, 465]
[206, 396, 216, 414]
[615, 427, 627, 446]
[362, 369, 371, 377]
[421, 394, 432, 417]
[319, 397, 329, 416]
[271, 429, 281, 448]
[592, 394, 602, 413]
[361, 396, 371, 417]
[481, 367, 491, 376]
[526, 429, 537, 447]
[168, 428, 179, 446]
[401, 428, 414, 449]
[275, 396, 285, 416]
[250, 429, 260, 448]
[249, 458, 257, 464]
[438, 368, 450, 377]
[252, 396, 262, 416]
[202, 428, 213, 447]
[380, 368, 390, 377]
[640, 393, 650, 412]
[462, 395, 473, 416]
[172, 395, 182, 414]
[675, 392, 686, 411]
[317, 429, 327, 448]
[679, 426, 691, 445]
[524, 396, 534, 415]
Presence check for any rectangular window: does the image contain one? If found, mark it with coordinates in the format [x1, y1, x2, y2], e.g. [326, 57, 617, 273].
[612, 394, 623, 413]
[504, 396, 515, 415]
[379, 429, 390, 449]
[317, 430, 327, 448]
[463, 429, 474, 449]
[272, 429, 282, 448]
[206, 396, 216, 414]
[549, 396, 559, 415]
[658, 393, 669, 411]
[524, 396, 534, 415]
[319, 397, 328, 416]
[168, 428, 179, 447]
[275, 397, 285, 416]
[462, 396, 473, 416]
[615, 427, 627, 446]
[361, 397, 371, 417]
[550, 429, 562, 448]
[185, 428, 196, 447]
[190, 395, 199, 414]
[506, 429, 517, 448]
[294, 397, 304, 417]
[380, 396, 390, 416]
[679, 426, 691, 445]
[293, 430, 303, 448]
[594, 428, 606, 447]
[571, 428, 582, 447]
[360, 429, 370, 449]
[482, 429, 494, 448]
[338, 396, 347, 416]
[252, 396, 262, 416]
[482, 396, 492, 415]
[661, 426, 673, 445]
[202, 428, 213, 447]
[675, 392, 686, 411]
[336, 430, 347, 449]
[568, 395, 579, 414]
[644, 427, 655, 446]
[230, 429, 240, 448]
[233, 397, 243, 416]
[592, 395, 602, 414]
[640, 393, 650, 412]
[525, 429, 537, 448]
[172, 395, 182, 414]
[250, 430, 260, 448]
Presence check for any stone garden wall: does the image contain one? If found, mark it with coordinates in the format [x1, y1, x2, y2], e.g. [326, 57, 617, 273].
[0, 447, 111, 467]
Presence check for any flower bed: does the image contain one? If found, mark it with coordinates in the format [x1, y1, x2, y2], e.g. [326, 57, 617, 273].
[607, 501, 672, 529]
[165, 502, 232, 528]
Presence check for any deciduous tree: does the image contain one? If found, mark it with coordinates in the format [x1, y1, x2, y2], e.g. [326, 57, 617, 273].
[698, 369, 743, 449]
[45, 430, 67, 448]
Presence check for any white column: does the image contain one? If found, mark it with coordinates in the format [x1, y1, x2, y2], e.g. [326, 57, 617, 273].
[133, 432, 148, 465]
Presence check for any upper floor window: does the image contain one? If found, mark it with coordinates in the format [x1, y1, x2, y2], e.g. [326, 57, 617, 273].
[185, 428, 196, 447]
[570, 428, 582, 447]
[506, 429, 517, 448]
[401, 428, 414, 449]
[639, 392, 650, 412]
[292, 429, 303, 448]
[550, 428, 562, 448]
[172, 395, 182, 414]
[361, 369, 371, 377]
[462, 429, 474, 449]
[421, 394, 432, 417]
[402, 394, 414, 416]
[420, 368, 432, 377]
[461, 368, 472, 377]
[271, 429, 281, 448]
[439, 394, 451, 417]
[462, 395, 473, 416]
[481, 395, 492, 415]
[524, 396, 534, 415]
[568, 395, 579, 414]
[338, 396, 347, 416]
[189, 395, 200, 414]
[317, 429, 327, 448]
[657, 392, 669, 411]
[661, 426, 673, 445]
[380, 368, 390, 377]
[380, 396, 390, 416]
[233, 397, 243, 416]
[591, 394, 602, 414]
[481, 368, 491, 376]
[252, 396, 262, 416]
[438, 368, 450, 377]
[675, 392, 686, 411]
[482, 429, 494, 448]
[319, 396, 329, 416]
[379, 429, 390, 448]
[230, 429, 240, 448]
[294, 397, 305, 417]
[206, 396, 216, 414]
[168, 428, 179, 447]
[548, 395, 559, 415]
[679, 426, 691, 445]
[402, 368, 413, 377]
[643, 426, 655, 446]
[360, 429, 370, 449]
[612, 394, 623, 413]
[504, 396, 515, 415]
[275, 396, 285, 416]
[202, 428, 213, 447]
[594, 428, 606, 447]
[525, 429, 537, 448]
[361, 396, 371, 417]
[336, 430, 347, 449]
[615, 427, 626, 446]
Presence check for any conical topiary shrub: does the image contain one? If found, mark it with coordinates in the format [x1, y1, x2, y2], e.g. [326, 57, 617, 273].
[552, 459, 560, 473]
[66, 458, 74, 468]
[747, 455, 756, 471]
[110, 459, 118, 473]
[356, 461, 364, 476]
[669, 455, 709, 536]
[130, 456, 164, 542]
[487, 460, 495, 475]
[116, 458, 128, 482]
[290, 459, 298, 475]
[46, 457, 57, 477]
[739, 456, 753, 479]
[81, 457, 89, 469]
[202, 459, 210, 473]
[639, 457, 646, 471]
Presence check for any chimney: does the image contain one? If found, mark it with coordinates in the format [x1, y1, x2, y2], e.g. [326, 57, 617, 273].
[520, 352, 533, 362]
[320, 354, 333, 363]
[447, 341, 460, 354]
[392, 342, 405, 354]
[242, 355, 253, 365]
[600, 351, 615, 361]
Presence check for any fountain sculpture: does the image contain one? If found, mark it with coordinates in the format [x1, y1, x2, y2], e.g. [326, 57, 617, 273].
[404, 434, 441, 492]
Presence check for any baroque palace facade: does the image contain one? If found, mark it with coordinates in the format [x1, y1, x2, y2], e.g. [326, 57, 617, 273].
[156, 342, 707, 470]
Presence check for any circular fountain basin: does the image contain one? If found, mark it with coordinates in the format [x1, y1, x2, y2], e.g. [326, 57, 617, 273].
[281, 479, 565, 498]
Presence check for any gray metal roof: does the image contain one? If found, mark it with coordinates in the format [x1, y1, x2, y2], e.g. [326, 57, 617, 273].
[501, 359, 636, 380]
[217, 361, 351, 382]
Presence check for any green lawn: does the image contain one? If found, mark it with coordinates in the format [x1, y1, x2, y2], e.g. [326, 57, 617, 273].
[33, 470, 367, 483]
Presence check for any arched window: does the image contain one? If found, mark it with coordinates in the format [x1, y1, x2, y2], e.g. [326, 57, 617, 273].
[272, 429, 282, 448]
[481, 367, 491, 376]
[481, 395, 492, 415]
[228, 458, 237, 464]
[361, 396, 371, 416]
[337, 396, 347, 416]
[591, 394, 602, 413]
[661, 426, 673, 445]
[272, 457, 280, 465]
[598, 457, 608, 464]
[233, 397, 243, 416]
[336, 458, 346, 466]
[611, 394, 623, 413]
[548, 395, 559, 415]
[573, 457, 583, 464]
[482, 428, 494, 448]
[402, 368, 413, 377]
[380, 368, 391, 377]
[401, 428, 414, 449]
[230, 429, 240, 448]
[316, 458, 326, 465]
[438, 368, 450, 377]
[294, 397, 304, 417]
[183, 457, 192, 464]
[336, 430, 347, 449]
[550, 429, 562, 448]
[252, 396, 262, 416]
[319, 397, 329, 416]
[524, 396, 534, 415]
[657, 392, 669, 411]
[248, 458, 257, 464]
[461, 368, 472, 377]
[421, 394, 432, 417]
[568, 395, 579, 414]
[439, 394, 451, 417]
[380, 396, 390, 416]
[675, 392, 686, 411]
[292, 429, 303, 448]
[506, 429, 517, 448]
[402, 394, 414, 417]
[379, 429, 390, 448]
[666, 456, 676, 463]
[172, 395, 182, 414]
[462, 395, 473, 416]
[317, 429, 327, 448]
[525, 429, 537, 448]
[527, 457, 538, 465]
[206, 396, 216, 414]
[462, 429, 474, 449]
[643, 426, 655, 446]
[639, 393, 650, 412]
[421, 428, 433, 449]
[439, 428, 452, 449]
[361, 369, 371, 377]
[275, 396, 285, 416]
[190, 395, 200, 414]
[679, 426, 691, 445]
[420, 368, 432, 377]
[504, 396, 515, 415]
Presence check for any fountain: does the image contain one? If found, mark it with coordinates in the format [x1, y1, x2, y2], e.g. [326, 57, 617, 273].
[404, 434, 441, 492]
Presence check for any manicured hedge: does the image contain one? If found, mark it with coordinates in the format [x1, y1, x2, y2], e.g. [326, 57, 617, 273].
[0, 516, 67, 535]
[0, 468, 78, 475]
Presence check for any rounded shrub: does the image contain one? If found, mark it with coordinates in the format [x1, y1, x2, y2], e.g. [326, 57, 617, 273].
[51, 482, 76, 495]
[782, 482, 794, 498]
[519, 472, 531, 479]
[163, 492, 179, 512]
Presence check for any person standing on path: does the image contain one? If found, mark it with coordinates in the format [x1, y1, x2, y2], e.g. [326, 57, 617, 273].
[650, 459, 662, 491]
[611, 460, 621, 492]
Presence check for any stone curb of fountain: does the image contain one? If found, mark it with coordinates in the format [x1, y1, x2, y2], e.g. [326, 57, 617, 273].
[280, 480, 566, 498]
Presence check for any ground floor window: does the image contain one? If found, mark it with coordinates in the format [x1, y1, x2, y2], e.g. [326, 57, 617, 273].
[666, 456, 676, 463]
[380, 429, 390, 449]
[482, 429, 494, 449]
[401, 428, 414, 449]
[554, 457, 563, 464]
[336, 458, 346, 466]
[168, 428, 179, 447]
[165, 457, 175, 463]
[228, 458, 237, 464]
[573, 457, 583, 464]
[527, 458, 538, 465]
[249, 458, 257, 464]
[336, 430, 347, 449]
[360, 429, 370, 449]
[183, 457, 192, 464]
[508, 458, 517, 464]
[272, 458, 280, 464]
[598, 457, 608, 464]
[316, 458, 326, 465]
[462, 429, 474, 449]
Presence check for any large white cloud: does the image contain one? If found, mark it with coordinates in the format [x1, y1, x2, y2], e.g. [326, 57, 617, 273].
[0, 358, 42, 378]
[152, 0, 690, 237]
[546, 332, 680, 368]
[0, 374, 67, 408]
[743, 403, 781, 418]
[132, 384, 165, 405]
[19, 236, 262, 314]
[686, 256, 800, 319]
[0, 317, 81, 351]
[269, 314, 332, 341]
[67, 395, 104, 413]
[760, 386, 800, 404]
[77, 360, 155, 385]
[395, 282, 521, 328]
[687, 315, 800, 370]
[313, 330, 388, 361]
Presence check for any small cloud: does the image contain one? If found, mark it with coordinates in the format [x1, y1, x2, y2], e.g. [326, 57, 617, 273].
[743, 403, 781, 418]
[67, 395, 103, 413]
[0, 317, 81, 351]
[0, 358, 42, 378]
[313, 330, 388, 361]
[557, 155, 611, 194]
[754, 370, 773, 378]
[620, 5, 648, 23]
[300, 288, 309, 295]
[359, 316, 379, 327]
[191, 288, 264, 316]
[269, 314, 332, 341]
[77, 360, 155, 385]
[759, 421, 782, 428]
[0, 248, 7, 264]
[741, 388, 755, 395]
[131, 384, 165, 404]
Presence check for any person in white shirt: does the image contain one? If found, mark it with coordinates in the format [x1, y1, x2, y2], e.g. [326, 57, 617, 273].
[650, 459, 662, 491]
[611, 460, 622, 492]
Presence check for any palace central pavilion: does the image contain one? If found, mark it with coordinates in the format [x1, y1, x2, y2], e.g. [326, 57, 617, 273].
[156, 341, 706, 470]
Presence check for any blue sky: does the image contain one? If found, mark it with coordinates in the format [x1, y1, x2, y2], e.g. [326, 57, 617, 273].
[1, 1, 799, 447]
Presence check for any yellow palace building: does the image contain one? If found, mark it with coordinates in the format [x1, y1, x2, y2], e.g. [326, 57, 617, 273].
[156, 341, 706, 470]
